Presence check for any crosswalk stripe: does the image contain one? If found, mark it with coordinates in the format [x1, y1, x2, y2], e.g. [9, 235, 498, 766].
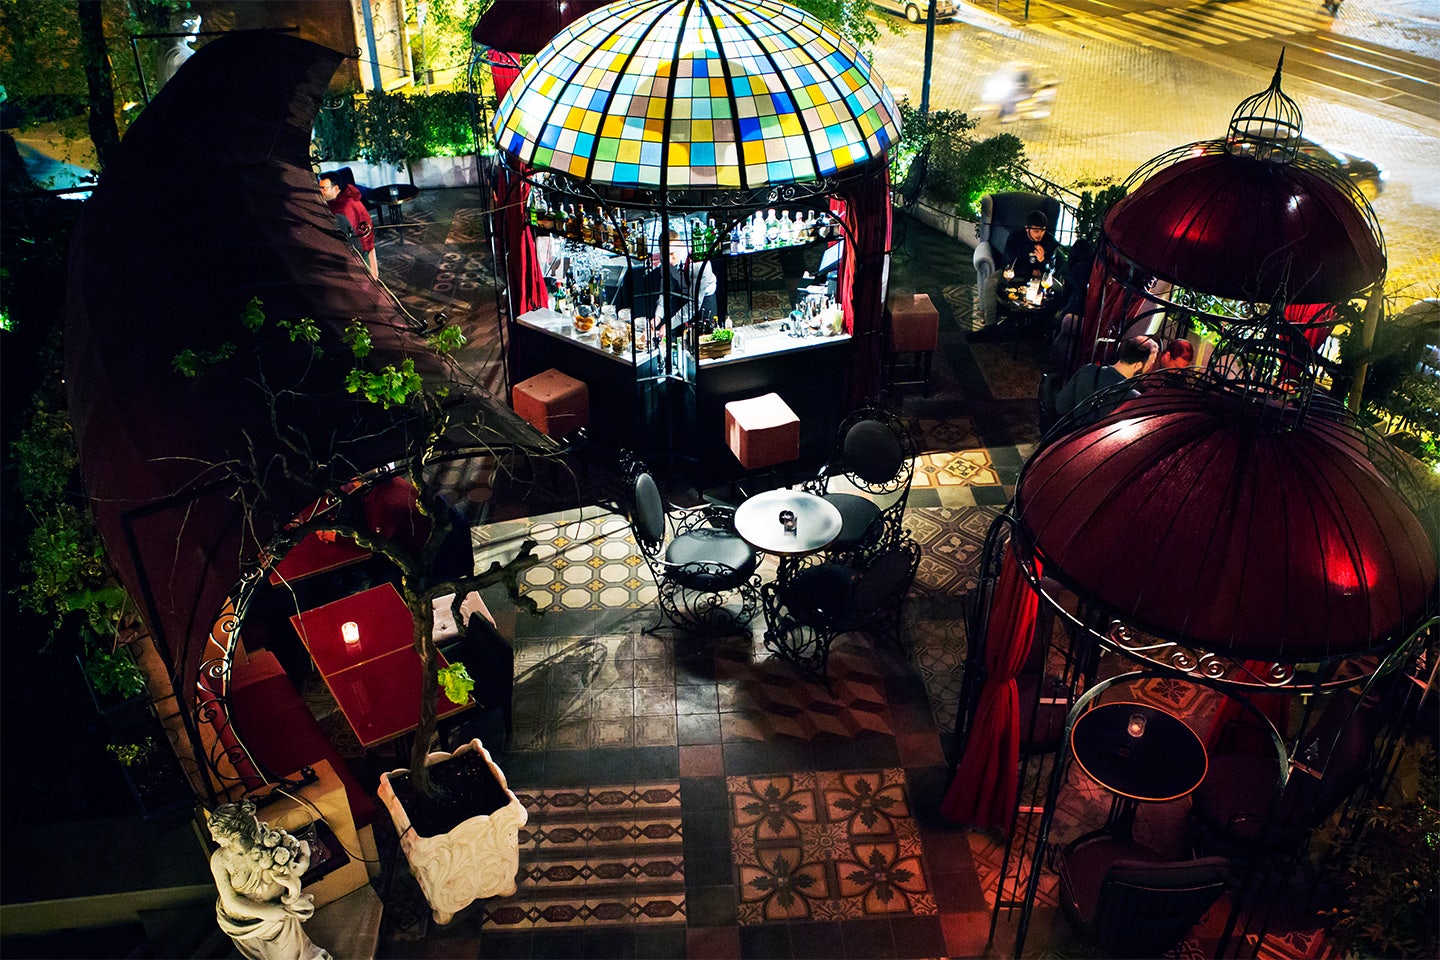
[1046, 16, 1181, 50]
[1125, 11, 1228, 45]
[1168, 6, 1276, 41]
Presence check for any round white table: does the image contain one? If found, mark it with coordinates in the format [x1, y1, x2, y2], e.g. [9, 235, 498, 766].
[733, 489, 842, 556]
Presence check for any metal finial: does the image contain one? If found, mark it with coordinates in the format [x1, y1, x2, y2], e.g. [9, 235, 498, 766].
[1226, 49, 1303, 163]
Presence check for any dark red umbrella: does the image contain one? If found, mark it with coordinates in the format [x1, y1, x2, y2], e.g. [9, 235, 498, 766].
[471, 0, 612, 54]
[1103, 151, 1384, 305]
[1014, 385, 1436, 662]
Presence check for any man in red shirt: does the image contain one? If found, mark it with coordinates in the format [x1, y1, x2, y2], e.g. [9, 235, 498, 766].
[319, 173, 378, 279]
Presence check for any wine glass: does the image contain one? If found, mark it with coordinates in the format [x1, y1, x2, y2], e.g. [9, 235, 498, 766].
[1041, 272, 1054, 294]
[1003, 266, 1015, 282]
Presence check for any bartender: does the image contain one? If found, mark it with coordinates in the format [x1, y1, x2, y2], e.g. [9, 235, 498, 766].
[653, 229, 717, 335]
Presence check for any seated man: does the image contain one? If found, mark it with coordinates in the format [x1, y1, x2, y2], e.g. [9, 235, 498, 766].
[1004, 209, 1060, 280]
[1052, 336, 1152, 427]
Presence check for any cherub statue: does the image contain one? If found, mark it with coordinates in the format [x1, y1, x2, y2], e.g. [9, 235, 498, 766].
[207, 800, 332, 960]
[156, 12, 202, 87]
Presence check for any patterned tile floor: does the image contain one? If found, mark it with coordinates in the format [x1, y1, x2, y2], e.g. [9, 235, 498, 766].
[362, 190, 1326, 959]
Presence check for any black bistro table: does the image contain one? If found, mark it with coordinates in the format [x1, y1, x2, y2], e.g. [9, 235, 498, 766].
[733, 489, 842, 569]
[372, 183, 420, 230]
[996, 275, 1066, 349]
[1069, 700, 1208, 841]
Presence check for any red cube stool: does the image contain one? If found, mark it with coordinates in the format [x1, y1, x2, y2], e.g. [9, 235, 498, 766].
[725, 393, 800, 473]
[887, 292, 940, 396]
[512, 368, 590, 438]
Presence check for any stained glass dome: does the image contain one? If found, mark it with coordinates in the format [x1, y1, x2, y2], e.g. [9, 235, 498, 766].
[491, 0, 901, 191]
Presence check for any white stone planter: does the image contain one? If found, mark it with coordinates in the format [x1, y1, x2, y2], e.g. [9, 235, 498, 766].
[322, 156, 480, 190]
[409, 155, 481, 189]
[378, 738, 527, 925]
[325, 159, 408, 187]
[895, 194, 980, 248]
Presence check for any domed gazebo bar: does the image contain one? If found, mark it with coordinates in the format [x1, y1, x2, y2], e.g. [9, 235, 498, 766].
[488, 0, 901, 477]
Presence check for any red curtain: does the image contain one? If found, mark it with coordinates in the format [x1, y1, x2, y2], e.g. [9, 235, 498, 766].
[489, 51, 522, 102]
[940, 546, 1043, 831]
[493, 163, 547, 316]
[835, 165, 892, 406]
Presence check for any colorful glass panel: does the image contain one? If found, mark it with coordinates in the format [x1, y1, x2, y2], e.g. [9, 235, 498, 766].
[493, 0, 900, 190]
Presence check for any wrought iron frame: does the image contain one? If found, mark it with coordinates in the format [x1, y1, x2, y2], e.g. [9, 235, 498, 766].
[800, 401, 918, 565]
[621, 453, 763, 635]
[758, 535, 920, 687]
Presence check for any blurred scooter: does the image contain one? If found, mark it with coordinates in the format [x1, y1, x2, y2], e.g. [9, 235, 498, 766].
[978, 62, 1059, 123]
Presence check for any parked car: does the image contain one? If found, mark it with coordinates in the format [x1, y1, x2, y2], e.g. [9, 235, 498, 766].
[1227, 127, 1385, 200]
[1297, 137, 1385, 200]
[871, 0, 958, 24]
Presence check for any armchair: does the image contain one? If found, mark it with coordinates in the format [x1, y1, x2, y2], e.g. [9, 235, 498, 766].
[801, 405, 916, 564]
[621, 453, 761, 634]
[972, 192, 1063, 324]
[760, 536, 920, 685]
[319, 166, 373, 204]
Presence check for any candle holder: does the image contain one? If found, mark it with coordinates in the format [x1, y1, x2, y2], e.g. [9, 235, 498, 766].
[341, 621, 360, 645]
[1126, 712, 1148, 739]
[779, 510, 797, 535]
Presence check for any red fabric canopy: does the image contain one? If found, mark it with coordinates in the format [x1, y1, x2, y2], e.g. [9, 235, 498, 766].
[1014, 387, 1436, 662]
[1103, 152, 1384, 305]
[471, 1, 612, 54]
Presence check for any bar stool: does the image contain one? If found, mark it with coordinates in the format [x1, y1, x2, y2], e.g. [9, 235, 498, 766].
[887, 293, 940, 396]
[724, 393, 799, 494]
[511, 368, 589, 497]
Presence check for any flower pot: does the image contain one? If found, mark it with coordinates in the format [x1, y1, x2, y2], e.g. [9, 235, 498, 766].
[78, 650, 153, 732]
[110, 729, 194, 822]
[378, 738, 527, 924]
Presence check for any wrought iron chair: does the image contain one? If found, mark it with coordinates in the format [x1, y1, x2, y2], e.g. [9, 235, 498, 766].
[801, 405, 916, 564]
[1058, 834, 1230, 958]
[621, 453, 761, 634]
[759, 535, 920, 686]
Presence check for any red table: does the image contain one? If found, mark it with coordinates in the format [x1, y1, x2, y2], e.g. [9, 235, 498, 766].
[290, 583, 469, 748]
[268, 531, 373, 586]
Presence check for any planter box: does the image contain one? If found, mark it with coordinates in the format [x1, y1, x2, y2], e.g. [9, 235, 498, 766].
[698, 336, 733, 359]
[378, 738, 527, 925]
[895, 195, 980, 249]
[409, 155, 481, 189]
[323, 156, 480, 191]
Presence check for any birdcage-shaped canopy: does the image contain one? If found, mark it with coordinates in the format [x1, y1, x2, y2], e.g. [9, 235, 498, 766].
[491, 0, 901, 192]
[1013, 383, 1436, 665]
[1100, 54, 1384, 306]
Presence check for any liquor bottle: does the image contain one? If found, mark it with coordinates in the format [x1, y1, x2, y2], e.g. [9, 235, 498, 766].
[706, 218, 719, 257]
[581, 207, 597, 245]
[764, 208, 779, 247]
[565, 204, 582, 241]
[613, 217, 629, 256]
[634, 223, 648, 260]
[728, 220, 740, 255]
[528, 189, 541, 227]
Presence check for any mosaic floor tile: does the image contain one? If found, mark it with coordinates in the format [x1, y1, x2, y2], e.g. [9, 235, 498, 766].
[728, 768, 936, 925]
[478, 783, 686, 929]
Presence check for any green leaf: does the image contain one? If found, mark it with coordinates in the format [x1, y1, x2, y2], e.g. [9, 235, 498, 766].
[240, 296, 266, 332]
[437, 662, 475, 705]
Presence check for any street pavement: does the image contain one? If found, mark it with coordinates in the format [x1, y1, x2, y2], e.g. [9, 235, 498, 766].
[867, 0, 1440, 296]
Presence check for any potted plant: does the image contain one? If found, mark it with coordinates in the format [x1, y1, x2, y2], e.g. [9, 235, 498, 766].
[174, 298, 541, 925]
[106, 733, 193, 821]
[698, 326, 734, 358]
[79, 641, 152, 729]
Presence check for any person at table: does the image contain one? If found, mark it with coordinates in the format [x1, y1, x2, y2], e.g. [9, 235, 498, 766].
[1004, 209, 1059, 280]
[652, 229, 717, 335]
[1053, 335, 1151, 427]
[319, 172, 378, 280]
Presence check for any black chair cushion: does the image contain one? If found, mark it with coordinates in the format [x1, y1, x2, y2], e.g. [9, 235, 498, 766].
[823, 492, 881, 546]
[665, 527, 757, 591]
[853, 546, 915, 613]
[633, 472, 667, 545]
[842, 420, 904, 484]
[784, 562, 859, 626]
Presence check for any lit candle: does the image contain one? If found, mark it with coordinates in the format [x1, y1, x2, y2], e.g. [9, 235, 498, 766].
[341, 621, 360, 645]
[1126, 712, 1148, 738]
